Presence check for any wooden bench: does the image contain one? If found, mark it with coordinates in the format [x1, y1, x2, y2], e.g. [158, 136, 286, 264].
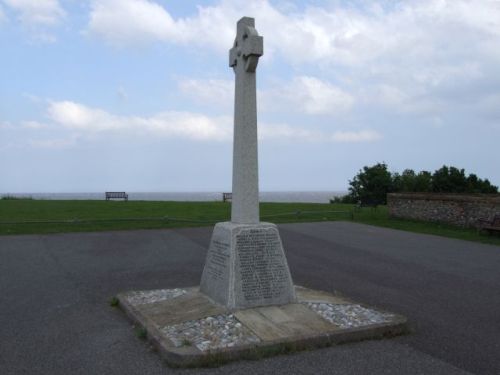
[478, 214, 500, 235]
[222, 192, 232, 202]
[105, 192, 128, 201]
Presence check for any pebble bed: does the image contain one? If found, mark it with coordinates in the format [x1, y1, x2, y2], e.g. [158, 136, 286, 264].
[126, 288, 187, 305]
[162, 314, 260, 352]
[304, 302, 395, 328]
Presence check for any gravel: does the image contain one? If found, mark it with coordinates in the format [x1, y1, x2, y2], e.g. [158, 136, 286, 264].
[126, 288, 186, 305]
[162, 314, 260, 352]
[304, 302, 395, 329]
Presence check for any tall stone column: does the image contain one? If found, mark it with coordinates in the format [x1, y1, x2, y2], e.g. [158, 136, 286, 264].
[229, 17, 262, 224]
[200, 17, 296, 310]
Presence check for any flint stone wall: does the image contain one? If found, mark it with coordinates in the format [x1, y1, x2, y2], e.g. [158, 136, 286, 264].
[387, 193, 500, 228]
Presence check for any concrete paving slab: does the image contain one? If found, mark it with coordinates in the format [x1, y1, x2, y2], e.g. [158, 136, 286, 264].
[295, 285, 350, 304]
[136, 288, 225, 327]
[252, 303, 336, 336]
[235, 309, 290, 341]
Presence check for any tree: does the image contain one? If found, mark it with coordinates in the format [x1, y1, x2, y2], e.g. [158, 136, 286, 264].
[480, 179, 498, 194]
[400, 169, 417, 192]
[432, 166, 467, 193]
[391, 169, 437, 193]
[414, 171, 432, 192]
[337, 164, 498, 206]
[347, 163, 393, 204]
[466, 174, 480, 193]
[431, 165, 498, 193]
[466, 174, 498, 193]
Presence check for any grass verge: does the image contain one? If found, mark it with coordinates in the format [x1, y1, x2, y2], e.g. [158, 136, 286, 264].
[0, 200, 498, 246]
[351, 205, 500, 246]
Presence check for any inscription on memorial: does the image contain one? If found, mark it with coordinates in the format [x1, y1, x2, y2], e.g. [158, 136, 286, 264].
[206, 239, 230, 281]
[236, 228, 289, 302]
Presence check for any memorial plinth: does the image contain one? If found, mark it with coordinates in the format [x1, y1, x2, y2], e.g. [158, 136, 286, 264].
[200, 222, 296, 309]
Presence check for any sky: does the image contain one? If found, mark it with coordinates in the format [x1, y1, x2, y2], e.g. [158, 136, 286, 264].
[1, 0, 499, 193]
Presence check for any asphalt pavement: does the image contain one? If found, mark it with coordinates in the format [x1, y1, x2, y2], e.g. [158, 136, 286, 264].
[1, 221, 499, 375]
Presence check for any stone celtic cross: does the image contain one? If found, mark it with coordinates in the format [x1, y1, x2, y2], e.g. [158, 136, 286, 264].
[200, 17, 295, 309]
[229, 17, 263, 73]
[229, 17, 263, 224]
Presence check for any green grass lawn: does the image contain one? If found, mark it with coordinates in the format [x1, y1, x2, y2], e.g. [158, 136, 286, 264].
[0, 200, 352, 235]
[0, 199, 499, 246]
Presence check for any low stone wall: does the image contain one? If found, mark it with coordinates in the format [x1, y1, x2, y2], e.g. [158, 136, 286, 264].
[387, 193, 500, 228]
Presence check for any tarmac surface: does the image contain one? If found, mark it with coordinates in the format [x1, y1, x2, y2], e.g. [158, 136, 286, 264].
[1, 221, 499, 375]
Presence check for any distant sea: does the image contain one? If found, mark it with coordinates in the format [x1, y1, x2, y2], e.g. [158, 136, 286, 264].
[2, 191, 346, 204]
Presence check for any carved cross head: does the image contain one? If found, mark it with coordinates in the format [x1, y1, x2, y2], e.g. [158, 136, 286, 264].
[229, 17, 263, 73]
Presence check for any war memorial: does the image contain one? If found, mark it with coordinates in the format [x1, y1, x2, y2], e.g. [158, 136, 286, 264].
[117, 17, 407, 366]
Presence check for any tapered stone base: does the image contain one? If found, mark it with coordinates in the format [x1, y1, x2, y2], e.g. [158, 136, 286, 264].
[200, 222, 296, 309]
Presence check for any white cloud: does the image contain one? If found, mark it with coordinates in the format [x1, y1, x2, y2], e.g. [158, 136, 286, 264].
[297, 76, 354, 114]
[85, 1, 500, 62]
[86, 0, 177, 45]
[86, 0, 500, 120]
[259, 124, 381, 143]
[86, 0, 276, 51]
[259, 123, 320, 142]
[179, 76, 353, 115]
[262, 76, 354, 115]
[366, 84, 408, 108]
[178, 78, 233, 107]
[47, 100, 233, 142]
[2, 0, 65, 26]
[361, 84, 440, 115]
[42, 100, 380, 144]
[0, 5, 5, 23]
[331, 130, 382, 143]
[2, 0, 65, 41]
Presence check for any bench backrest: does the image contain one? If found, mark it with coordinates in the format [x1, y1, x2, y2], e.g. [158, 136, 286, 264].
[106, 192, 127, 198]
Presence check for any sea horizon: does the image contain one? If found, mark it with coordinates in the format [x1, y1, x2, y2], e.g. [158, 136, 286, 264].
[1, 191, 347, 204]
